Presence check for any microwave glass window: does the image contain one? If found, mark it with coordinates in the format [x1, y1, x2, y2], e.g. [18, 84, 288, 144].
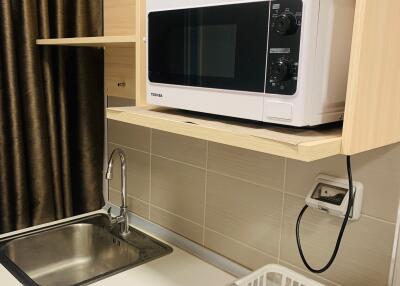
[148, 2, 269, 93]
[183, 24, 237, 79]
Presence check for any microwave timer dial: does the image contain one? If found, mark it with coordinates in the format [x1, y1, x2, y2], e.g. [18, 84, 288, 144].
[270, 59, 292, 82]
[274, 13, 298, 35]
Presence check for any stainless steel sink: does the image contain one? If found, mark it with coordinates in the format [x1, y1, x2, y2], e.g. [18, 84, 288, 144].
[0, 214, 172, 286]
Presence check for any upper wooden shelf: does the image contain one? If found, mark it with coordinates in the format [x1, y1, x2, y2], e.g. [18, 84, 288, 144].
[106, 106, 343, 162]
[36, 36, 137, 47]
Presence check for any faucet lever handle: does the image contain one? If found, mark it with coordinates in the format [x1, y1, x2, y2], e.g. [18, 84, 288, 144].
[107, 207, 118, 224]
[107, 207, 113, 218]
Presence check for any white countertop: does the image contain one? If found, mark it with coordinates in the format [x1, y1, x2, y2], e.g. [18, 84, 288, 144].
[0, 211, 236, 286]
[92, 247, 235, 286]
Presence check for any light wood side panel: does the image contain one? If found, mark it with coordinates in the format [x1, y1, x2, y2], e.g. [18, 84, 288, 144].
[135, 0, 147, 106]
[342, 0, 400, 154]
[104, 0, 136, 36]
[105, 47, 135, 100]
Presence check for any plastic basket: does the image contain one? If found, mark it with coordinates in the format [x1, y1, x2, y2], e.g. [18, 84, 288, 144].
[233, 264, 325, 286]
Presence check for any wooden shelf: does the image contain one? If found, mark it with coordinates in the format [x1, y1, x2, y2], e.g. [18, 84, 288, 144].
[36, 36, 137, 47]
[107, 106, 343, 162]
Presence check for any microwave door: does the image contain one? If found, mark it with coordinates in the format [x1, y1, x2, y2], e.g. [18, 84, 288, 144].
[148, 1, 270, 93]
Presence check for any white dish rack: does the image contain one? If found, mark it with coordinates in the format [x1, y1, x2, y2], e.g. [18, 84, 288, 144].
[233, 264, 325, 286]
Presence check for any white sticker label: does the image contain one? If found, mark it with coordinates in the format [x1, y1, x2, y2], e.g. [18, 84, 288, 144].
[270, 48, 291, 54]
[272, 4, 280, 10]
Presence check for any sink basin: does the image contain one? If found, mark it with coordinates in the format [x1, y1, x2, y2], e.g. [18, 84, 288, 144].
[0, 214, 172, 286]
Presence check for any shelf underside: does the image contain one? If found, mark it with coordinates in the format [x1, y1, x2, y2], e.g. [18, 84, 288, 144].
[36, 36, 137, 47]
[107, 106, 343, 162]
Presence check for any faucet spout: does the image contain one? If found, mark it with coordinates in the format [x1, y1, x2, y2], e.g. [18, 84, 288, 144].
[106, 148, 130, 236]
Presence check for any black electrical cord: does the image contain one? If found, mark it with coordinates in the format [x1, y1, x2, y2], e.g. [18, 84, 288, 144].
[295, 155, 354, 274]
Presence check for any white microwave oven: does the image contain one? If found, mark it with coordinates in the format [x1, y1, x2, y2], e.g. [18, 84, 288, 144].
[147, 0, 355, 126]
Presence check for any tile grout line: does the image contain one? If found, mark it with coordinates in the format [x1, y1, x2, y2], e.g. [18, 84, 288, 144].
[278, 158, 288, 263]
[202, 141, 209, 246]
[151, 204, 204, 228]
[108, 141, 150, 155]
[205, 227, 278, 261]
[148, 129, 153, 220]
[280, 260, 342, 286]
[362, 213, 397, 225]
[207, 169, 285, 194]
[152, 153, 206, 170]
[110, 187, 149, 206]
[282, 158, 288, 194]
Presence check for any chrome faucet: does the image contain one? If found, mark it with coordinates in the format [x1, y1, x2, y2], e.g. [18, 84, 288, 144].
[106, 148, 130, 236]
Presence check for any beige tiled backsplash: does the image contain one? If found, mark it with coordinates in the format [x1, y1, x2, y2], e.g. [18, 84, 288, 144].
[151, 155, 206, 224]
[205, 172, 283, 257]
[107, 120, 400, 286]
[207, 142, 286, 190]
[150, 205, 204, 244]
[152, 130, 208, 167]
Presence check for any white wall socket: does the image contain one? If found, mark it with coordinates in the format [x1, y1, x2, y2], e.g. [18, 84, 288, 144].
[305, 174, 363, 221]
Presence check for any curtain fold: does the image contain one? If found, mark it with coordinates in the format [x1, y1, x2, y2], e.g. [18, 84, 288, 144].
[0, 0, 104, 234]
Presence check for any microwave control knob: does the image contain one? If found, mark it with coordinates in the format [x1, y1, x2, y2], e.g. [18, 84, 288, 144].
[270, 60, 292, 83]
[274, 13, 298, 35]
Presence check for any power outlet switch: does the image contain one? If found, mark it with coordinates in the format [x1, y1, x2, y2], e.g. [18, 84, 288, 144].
[305, 174, 363, 221]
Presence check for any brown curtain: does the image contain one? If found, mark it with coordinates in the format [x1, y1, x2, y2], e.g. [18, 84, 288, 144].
[0, 0, 105, 234]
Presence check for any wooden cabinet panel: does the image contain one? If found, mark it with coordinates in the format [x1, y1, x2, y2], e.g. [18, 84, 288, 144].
[104, 0, 136, 36]
[105, 48, 135, 100]
[342, 0, 400, 154]
[135, 0, 147, 106]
